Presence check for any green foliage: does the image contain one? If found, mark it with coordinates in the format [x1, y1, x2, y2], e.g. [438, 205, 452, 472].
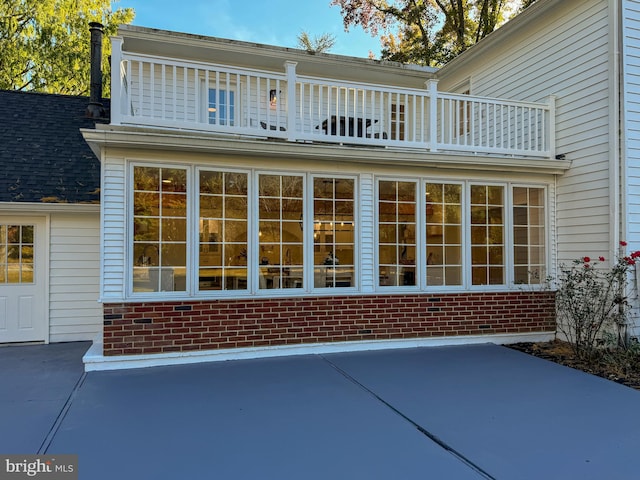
[331, 0, 535, 66]
[0, 0, 134, 95]
[296, 31, 337, 53]
[555, 245, 640, 361]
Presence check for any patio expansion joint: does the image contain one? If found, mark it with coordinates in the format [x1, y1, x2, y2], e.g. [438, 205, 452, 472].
[318, 354, 496, 480]
[37, 371, 88, 455]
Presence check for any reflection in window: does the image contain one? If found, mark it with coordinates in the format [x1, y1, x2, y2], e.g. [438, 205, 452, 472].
[199, 171, 248, 291]
[470, 185, 504, 285]
[258, 174, 304, 289]
[513, 187, 546, 284]
[378, 180, 416, 287]
[133, 166, 188, 292]
[0, 224, 34, 284]
[314, 177, 355, 288]
[426, 183, 462, 286]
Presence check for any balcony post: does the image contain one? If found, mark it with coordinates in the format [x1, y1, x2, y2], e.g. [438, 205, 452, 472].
[285, 61, 298, 142]
[110, 36, 124, 125]
[548, 94, 556, 160]
[426, 79, 439, 152]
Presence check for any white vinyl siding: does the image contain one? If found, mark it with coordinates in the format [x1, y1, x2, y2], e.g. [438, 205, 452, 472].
[359, 173, 375, 293]
[438, 0, 612, 266]
[49, 212, 101, 342]
[102, 158, 127, 299]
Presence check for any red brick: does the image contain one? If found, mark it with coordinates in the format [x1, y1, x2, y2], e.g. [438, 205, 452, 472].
[102, 292, 556, 355]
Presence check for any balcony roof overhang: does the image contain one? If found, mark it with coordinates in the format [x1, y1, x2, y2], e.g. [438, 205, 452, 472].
[83, 125, 571, 175]
[117, 25, 437, 89]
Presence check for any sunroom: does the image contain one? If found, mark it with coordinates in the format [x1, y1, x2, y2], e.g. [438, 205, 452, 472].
[83, 25, 566, 361]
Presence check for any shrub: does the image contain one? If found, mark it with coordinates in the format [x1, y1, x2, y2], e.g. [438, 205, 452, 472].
[555, 242, 640, 361]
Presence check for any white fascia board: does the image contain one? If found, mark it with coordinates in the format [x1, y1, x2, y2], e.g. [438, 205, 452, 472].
[82, 127, 571, 175]
[0, 202, 100, 213]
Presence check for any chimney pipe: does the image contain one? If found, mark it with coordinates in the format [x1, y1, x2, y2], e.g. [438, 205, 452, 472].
[86, 22, 106, 118]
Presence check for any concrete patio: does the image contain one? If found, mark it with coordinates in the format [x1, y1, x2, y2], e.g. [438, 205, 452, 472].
[2, 342, 639, 479]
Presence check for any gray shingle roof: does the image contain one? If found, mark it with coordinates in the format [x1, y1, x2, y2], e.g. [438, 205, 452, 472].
[0, 90, 106, 203]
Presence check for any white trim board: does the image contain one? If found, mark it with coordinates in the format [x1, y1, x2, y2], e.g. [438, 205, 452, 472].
[83, 331, 555, 371]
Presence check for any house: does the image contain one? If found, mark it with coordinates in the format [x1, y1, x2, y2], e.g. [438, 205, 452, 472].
[0, 90, 104, 343]
[436, 0, 640, 340]
[53, 0, 635, 369]
[81, 14, 574, 369]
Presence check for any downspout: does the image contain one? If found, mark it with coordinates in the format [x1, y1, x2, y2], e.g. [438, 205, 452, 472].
[610, 0, 631, 342]
[608, 0, 621, 255]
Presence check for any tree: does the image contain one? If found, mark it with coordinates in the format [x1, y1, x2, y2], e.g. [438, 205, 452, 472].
[296, 30, 337, 53]
[331, 0, 533, 66]
[0, 0, 134, 95]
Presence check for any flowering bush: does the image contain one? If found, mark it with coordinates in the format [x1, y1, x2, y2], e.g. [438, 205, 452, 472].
[555, 242, 640, 361]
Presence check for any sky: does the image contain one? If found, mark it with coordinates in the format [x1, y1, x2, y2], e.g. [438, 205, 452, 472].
[116, 0, 383, 59]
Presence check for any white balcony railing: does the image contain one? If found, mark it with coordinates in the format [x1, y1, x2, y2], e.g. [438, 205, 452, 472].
[110, 46, 555, 159]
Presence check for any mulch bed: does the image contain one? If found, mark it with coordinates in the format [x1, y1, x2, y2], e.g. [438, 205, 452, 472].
[507, 340, 640, 391]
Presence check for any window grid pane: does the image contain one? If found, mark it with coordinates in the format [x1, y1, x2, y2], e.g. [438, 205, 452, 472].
[513, 187, 546, 284]
[208, 77, 236, 126]
[0, 224, 35, 284]
[133, 166, 188, 293]
[470, 184, 504, 285]
[259, 175, 304, 290]
[199, 171, 248, 291]
[314, 178, 355, 288]
[426, 183, 462, 286]
[378, 180, 417, 287]
[391, 103, 405, 141]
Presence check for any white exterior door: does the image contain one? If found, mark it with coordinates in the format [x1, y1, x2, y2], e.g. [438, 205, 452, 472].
[0, 217, 47, 343]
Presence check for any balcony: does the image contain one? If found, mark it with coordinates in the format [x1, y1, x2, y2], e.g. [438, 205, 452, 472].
[111, 49, 555, 159]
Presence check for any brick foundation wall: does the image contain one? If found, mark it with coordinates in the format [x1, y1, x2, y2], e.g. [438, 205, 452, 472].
[102, 291, 556, 356]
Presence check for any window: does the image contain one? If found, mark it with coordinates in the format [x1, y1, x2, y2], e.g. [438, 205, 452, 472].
[129, 163, 547, 296]
[391, 103, 405, 141]
[132, 166, 188, 293]
[199, 170, 248, 291]
[313, 177, 355, 288]
[208, 88, 235, 126]
[513, 187, 546, 284]
[378, 180, 416, 287]
[258, 174, 304, 290]
[426, 183, 463, 286]
[0, 225, 34, 284]
[470, 185, 504, 285]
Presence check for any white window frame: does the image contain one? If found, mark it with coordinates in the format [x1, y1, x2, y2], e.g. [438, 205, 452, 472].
[423, 179, 466, 291]
[375, 177, 420, 291]
[125, 162, 550, 299]
[254, 170, 306, 294]
[127, 161, 193, 299]
[195, 166, 252, 297]
[467, 182, 508, 289]
[509, 184, 549, 288]
[128, 166, 361, 299]
[308, 173, 359, 293]
[200, 76, 239, 127]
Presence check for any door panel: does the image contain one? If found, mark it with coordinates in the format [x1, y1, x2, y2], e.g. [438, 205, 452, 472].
[0, 217, 46, 343]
